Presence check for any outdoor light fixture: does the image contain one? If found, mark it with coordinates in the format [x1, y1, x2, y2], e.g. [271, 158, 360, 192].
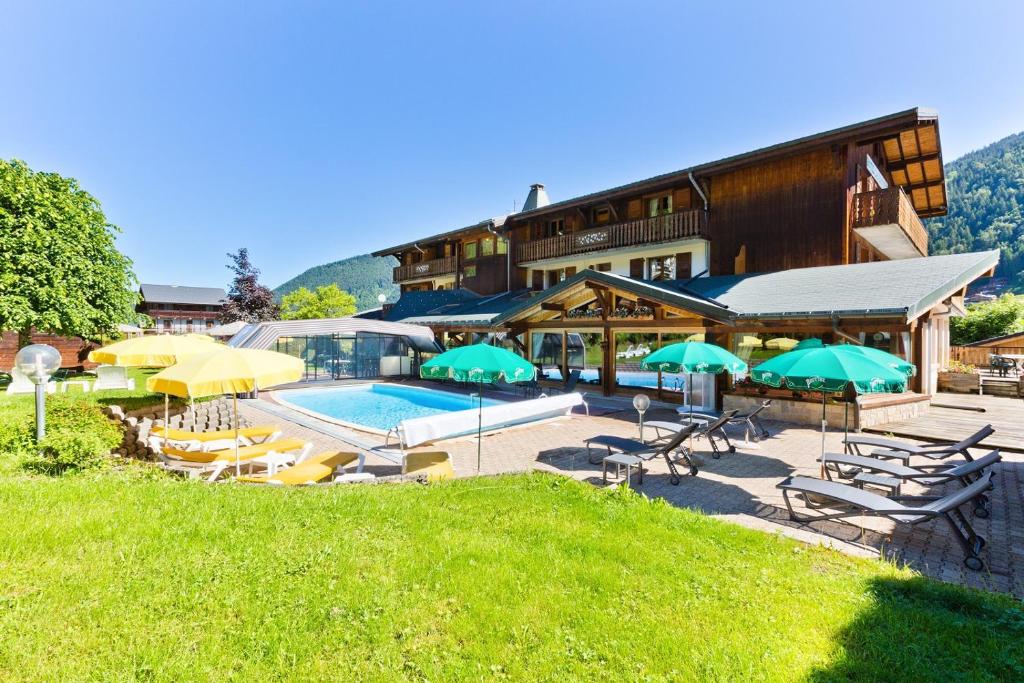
[632, 393, 651, 442]
[14, 343, 61, 440]
[377, 293, 387, 305]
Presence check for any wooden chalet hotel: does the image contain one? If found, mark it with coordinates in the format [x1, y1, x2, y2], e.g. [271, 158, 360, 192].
[372, 108, 998, 421]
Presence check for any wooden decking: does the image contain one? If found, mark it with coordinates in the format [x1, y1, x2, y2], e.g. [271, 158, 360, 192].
[865, 391, 1024, 453]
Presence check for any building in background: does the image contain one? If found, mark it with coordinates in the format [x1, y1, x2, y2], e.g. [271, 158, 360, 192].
[138, 284, 226, 334]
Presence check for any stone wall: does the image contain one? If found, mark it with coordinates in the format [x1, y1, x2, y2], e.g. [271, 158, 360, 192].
[104, 397, 252, 461]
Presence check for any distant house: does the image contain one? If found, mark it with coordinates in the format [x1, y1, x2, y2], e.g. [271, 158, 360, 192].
[138, 284, 226, 334]
[965, 331, 1024, 348]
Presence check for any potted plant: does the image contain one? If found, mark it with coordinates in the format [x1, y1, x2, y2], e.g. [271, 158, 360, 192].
[937, 360, 980, 393]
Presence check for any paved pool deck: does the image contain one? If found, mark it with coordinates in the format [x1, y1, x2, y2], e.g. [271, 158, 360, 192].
[239, 387, 1024, 598]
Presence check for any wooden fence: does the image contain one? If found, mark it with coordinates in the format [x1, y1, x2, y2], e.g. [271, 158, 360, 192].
[949, 345, 1024, 368]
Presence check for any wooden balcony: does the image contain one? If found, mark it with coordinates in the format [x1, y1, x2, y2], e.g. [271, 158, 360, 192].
[516, 209, 709, 264]
[393, 255, 457, 283]
[851, 187, 928, 259]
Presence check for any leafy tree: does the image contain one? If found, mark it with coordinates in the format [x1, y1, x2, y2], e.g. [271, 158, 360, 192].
[950, 294, 1024, 345]
[280, 284, 357, 320]
[221, 248, 279, 323]
[0, 159, 139, 348]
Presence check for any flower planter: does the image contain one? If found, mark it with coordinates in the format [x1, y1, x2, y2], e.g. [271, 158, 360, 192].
[937, 371, 980, 394]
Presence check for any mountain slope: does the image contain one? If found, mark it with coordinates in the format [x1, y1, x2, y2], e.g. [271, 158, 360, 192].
[927, 132, 1024, 288]
[273, 254, 398, 312]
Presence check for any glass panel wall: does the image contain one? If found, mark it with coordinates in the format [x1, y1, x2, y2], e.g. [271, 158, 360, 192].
[274, 333, 414, 382]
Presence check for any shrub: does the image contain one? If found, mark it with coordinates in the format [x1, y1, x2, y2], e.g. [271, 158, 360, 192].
[943, 359, 978, 374]
[18, 396, 122, 475]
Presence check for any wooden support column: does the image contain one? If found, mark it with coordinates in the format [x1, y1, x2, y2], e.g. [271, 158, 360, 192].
[603, 326, 616, 397]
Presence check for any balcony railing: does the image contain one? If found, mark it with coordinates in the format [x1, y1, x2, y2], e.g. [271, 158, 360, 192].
[850, 187, 928, 257]
[393, 255, 457, 283]
[516, 209, 709, 264]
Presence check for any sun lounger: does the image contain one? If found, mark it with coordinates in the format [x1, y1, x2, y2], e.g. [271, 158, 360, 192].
[151, 424, 281, 448]
[844, 424, 993, 464]
[777, 471, 993, 570]
[651, 410, 739, 458]
[584, 425, 699, 485]
[237, 451, 361, 486]
[5, 368, 56, 395]
[403, 451, 454, 482]
[821, 450, 1001, 516]
[729, 400, 772, 442]
[158, 438, 312, 482]
[91, 365, 135, 392]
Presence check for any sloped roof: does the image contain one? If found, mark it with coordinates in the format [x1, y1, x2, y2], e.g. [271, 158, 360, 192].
[227, 317, 442, 353]
[140, 284, 226, 306]
[382, 289, 482, 322]
[398, 290, 534, 326]
[675, 250, 999, 322]
[965, 330, 1024, 347]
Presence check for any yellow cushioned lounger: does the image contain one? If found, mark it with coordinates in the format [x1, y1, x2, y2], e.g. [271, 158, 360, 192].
[404, 451, 454, 482]
[237, 451, 360, 486]
[151, 425, 280, 443]
[162, 438, 308, 464]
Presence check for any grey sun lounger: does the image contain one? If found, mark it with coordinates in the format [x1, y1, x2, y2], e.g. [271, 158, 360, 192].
[648, 410, 739, 458]
[821, 450, 1001, 516]
[844, 424, 994, 465]
[777, 471, 993, 570]
[585, 425, 699, 485]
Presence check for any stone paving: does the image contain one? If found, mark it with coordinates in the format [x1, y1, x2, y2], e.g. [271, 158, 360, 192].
[239, 392, 1024, 597]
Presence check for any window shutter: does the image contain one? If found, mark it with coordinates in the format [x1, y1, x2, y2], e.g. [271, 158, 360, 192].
[565, 266, 576, 277]
[675, 252, 692, 280]
[629, 258, 645, 279]
[531, 270, 544, 290]
[673, 188, 692, 210]
[627, 199, 642, 219]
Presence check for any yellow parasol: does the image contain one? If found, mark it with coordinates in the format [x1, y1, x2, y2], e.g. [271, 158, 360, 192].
[765, 337, 800, 351]
[89, 334, 215, 367]
[147, 348, 303, 476]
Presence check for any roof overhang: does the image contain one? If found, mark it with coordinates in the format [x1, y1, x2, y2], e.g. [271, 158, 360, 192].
[371, 216, 508, 257]
[509, 107, 946, 223]
[492, 270, 735, 327]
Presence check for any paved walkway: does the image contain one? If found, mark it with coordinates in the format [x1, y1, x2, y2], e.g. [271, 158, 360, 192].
[240, 393, 1023, 597]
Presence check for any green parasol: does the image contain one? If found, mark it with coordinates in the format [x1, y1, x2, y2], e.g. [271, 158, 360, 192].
[830, 344, 916, 377]
[420, 343, 537, 471]
[641, 342, 748, 442]
[751, 345, 908, 472]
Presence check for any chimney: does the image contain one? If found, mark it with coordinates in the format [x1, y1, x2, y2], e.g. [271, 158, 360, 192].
[521, 183, 550, 212]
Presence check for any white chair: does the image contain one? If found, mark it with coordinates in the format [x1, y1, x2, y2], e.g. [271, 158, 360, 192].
[5, 368, 56, 395]
[616, 344, 635, 359]
[91, 365, 136, 392]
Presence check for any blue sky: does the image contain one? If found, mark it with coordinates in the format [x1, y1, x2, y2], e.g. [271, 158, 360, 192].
[3, 1, 1023, 290]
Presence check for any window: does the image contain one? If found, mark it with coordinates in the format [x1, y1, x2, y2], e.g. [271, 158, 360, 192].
[481, 237, 494, 256]
[647, 194, 672, 217]
[496, 237, 508, 255]
[546, 268, 567, 288]
[648, 255, 675, 280]
[544, 218, 564, 238]
[592, 207, 610, 225]
[463, 265, 477, 278]
[463, 241, 478, 259]
[588, 262, 612, 272]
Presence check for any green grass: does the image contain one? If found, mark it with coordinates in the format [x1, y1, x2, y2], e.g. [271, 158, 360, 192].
[0, 472, 1019, 681]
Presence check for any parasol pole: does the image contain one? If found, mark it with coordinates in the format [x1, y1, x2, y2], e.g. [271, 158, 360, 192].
[820, 390, 827, 477]
[190, 397, 196, 432]
[234, 393, 240, 477]
[477, 377, 483, 473]
[163, 394, 169, 450]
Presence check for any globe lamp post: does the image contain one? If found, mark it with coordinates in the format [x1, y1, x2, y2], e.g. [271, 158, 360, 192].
[14, 344, 62, 440]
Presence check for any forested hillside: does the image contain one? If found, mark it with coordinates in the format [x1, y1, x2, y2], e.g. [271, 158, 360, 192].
[927, 132, 1024, 289]
[273, 254, 398, 312]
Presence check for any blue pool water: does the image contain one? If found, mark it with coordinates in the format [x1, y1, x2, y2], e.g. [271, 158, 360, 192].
[279, 384, 501, 432]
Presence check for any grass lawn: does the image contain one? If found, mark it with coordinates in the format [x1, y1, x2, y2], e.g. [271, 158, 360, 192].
[0, 472, 1020, 681]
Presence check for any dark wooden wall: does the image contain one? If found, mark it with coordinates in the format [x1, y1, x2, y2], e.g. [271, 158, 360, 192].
[707, 147, 845, 274]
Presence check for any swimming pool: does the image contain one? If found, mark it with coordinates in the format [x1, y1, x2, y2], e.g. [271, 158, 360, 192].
[277, 384, 502, 433]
